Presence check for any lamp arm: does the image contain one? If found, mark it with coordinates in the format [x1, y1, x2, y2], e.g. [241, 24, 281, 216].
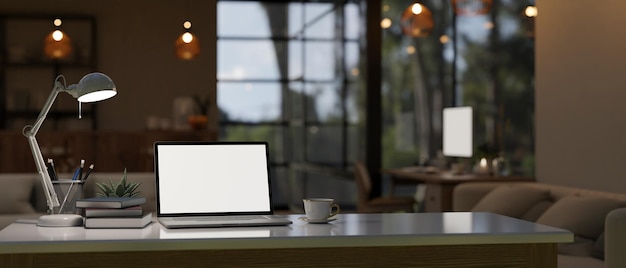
[26, 136, 59, 212]
[22, 79, 68, 213]
[30, 81, 67, 135]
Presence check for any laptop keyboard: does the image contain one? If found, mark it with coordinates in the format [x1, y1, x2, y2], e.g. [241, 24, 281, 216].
[173, 215, 267, 222]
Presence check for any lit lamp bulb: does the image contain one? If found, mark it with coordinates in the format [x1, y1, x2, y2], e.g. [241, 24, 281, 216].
[380, 18, 392, 29]
[524, 6, 538, 18]
[175, 20, 200, 60]
[182, 32, 193, 43]
[411, 3, 423, 15]
[52, 30, 64, 41]
[44, 18, 72, 60]
[439, 35, 450, 44]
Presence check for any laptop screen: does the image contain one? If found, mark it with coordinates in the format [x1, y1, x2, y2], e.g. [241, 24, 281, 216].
[154, 141, 273, 216]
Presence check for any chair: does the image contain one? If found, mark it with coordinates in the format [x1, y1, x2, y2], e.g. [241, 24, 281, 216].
[354, 161, 415, 213]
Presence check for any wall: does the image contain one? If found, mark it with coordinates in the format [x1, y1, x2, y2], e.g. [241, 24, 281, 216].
[536, 0, 626, 193]
[14, 0, 626, 193]
[1, 0, 217, 131]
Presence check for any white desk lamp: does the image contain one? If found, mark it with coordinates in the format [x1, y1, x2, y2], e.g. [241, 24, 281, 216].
[22, 72, 117, 227]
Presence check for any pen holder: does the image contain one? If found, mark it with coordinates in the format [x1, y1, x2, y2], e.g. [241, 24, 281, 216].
[52, 180, 84, 215]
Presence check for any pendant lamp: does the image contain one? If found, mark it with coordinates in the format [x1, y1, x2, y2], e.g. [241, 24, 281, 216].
[44, 19, 72, 60]
[523, 5, 537, 38]
[400, 3, 434, 37]
[175, 21, 200, 60]
[452, 0, 493, 16]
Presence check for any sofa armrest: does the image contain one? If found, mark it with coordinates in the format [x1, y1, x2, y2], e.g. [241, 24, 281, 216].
[452, 182, 504, 211]
[605, 207, 626, 268]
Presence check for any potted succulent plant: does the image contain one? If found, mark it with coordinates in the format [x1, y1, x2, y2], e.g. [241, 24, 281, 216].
[95, 169, 142, 197]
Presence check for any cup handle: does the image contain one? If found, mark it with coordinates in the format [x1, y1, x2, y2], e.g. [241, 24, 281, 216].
[329, 204, 340, 218]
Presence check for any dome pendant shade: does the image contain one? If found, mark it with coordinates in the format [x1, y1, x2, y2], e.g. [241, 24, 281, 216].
[69, 72, 117, 103]
[44, 30, 72, 60]
[400, 3, 434, 37]
[453, 0, 493, 16]
[175, 31, 200, 60]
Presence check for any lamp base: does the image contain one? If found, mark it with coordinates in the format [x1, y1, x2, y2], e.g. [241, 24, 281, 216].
[37, 214, 84, 227]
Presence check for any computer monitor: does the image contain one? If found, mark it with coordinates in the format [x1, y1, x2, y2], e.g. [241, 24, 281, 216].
[442, 106, 473, 158]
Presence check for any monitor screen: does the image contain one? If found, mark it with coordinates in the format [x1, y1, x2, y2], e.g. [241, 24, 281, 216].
[442, 106, 473, 158]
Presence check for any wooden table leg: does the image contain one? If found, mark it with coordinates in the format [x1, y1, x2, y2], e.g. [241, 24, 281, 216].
[424, 183, 456, 212]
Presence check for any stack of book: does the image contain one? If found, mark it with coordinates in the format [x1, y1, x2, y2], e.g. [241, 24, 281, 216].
[76, 196, 152, 229]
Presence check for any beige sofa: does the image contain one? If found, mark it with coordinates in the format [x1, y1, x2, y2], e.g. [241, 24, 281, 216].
[453, 182, 626, 268]
[0, 173, 156, 230]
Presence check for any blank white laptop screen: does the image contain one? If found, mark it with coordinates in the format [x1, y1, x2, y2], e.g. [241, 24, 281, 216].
[155, 142, 272, 215]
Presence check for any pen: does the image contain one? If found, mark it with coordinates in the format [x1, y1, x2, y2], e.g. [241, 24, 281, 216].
[79, 159, 85, 180]
[83, 164, 94, 181]
[48, 159, 59, 181]
[71, 167, 80, 181]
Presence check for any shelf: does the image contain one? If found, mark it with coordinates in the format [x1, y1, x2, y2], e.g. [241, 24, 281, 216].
[0, 14, 98, 129]
[3, 61, 95, 69]
[6, 110, 92, 118]
[0, 130, 218, 173]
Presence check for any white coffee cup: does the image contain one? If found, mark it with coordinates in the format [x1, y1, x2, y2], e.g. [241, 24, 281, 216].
[303, 198, 340, 220]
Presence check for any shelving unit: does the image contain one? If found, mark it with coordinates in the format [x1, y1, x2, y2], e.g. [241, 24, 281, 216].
[0, 14, 222, 174]
[0, 14, 97, 130]
[0, 130, 218, 173]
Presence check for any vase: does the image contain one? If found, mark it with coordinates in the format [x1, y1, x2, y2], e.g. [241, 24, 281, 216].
[188, 114, 208, 130]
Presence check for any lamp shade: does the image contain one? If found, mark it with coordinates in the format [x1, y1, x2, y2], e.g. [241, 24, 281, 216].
[400, 3, 434, 37]
[44, 29, 72, 60]
[175, 31, 200, 60]
[453, 0, 493, 16]
[70, 72, 117, 102]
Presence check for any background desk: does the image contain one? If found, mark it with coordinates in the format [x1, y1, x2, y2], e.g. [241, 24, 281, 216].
[383, 167, 534, 212]
[0, 213, 571, 268]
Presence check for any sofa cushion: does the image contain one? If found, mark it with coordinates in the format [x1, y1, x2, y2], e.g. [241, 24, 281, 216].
[471, 185, 550, 218]
[537, 195, 625, 239]
[590, 232, 604, 260]
[0, 176, 37, 214]
[558, 235, 595, 257]
[557, 255, 604, 268]
[520, 200, 554, 222]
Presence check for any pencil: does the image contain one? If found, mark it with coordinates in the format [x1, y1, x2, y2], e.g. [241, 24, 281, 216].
[83, 164, 94, 181]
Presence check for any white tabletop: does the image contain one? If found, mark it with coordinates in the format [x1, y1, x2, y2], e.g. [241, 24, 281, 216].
[0, 212, 572, 254]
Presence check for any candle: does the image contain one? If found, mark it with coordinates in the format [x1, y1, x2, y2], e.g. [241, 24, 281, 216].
[479, 158, 487, 168]
[475, 158, 489, 174]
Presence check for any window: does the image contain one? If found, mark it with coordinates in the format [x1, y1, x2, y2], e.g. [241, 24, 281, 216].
[217, 1, 365, 209]
[380, 0, 535, 176]
[217, 0, 536, 210]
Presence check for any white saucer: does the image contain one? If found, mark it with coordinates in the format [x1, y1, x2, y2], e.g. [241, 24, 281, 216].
[298, 216, 337, 224]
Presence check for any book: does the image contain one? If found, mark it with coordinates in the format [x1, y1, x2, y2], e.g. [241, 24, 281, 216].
[84, 212, 153, 229]
[76, 197, 146, 209]
[85, 226, 153, 239]
[85, 205, 143, 217]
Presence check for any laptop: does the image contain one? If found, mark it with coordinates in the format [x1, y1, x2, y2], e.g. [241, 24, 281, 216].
[154, 141, 292, 229]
